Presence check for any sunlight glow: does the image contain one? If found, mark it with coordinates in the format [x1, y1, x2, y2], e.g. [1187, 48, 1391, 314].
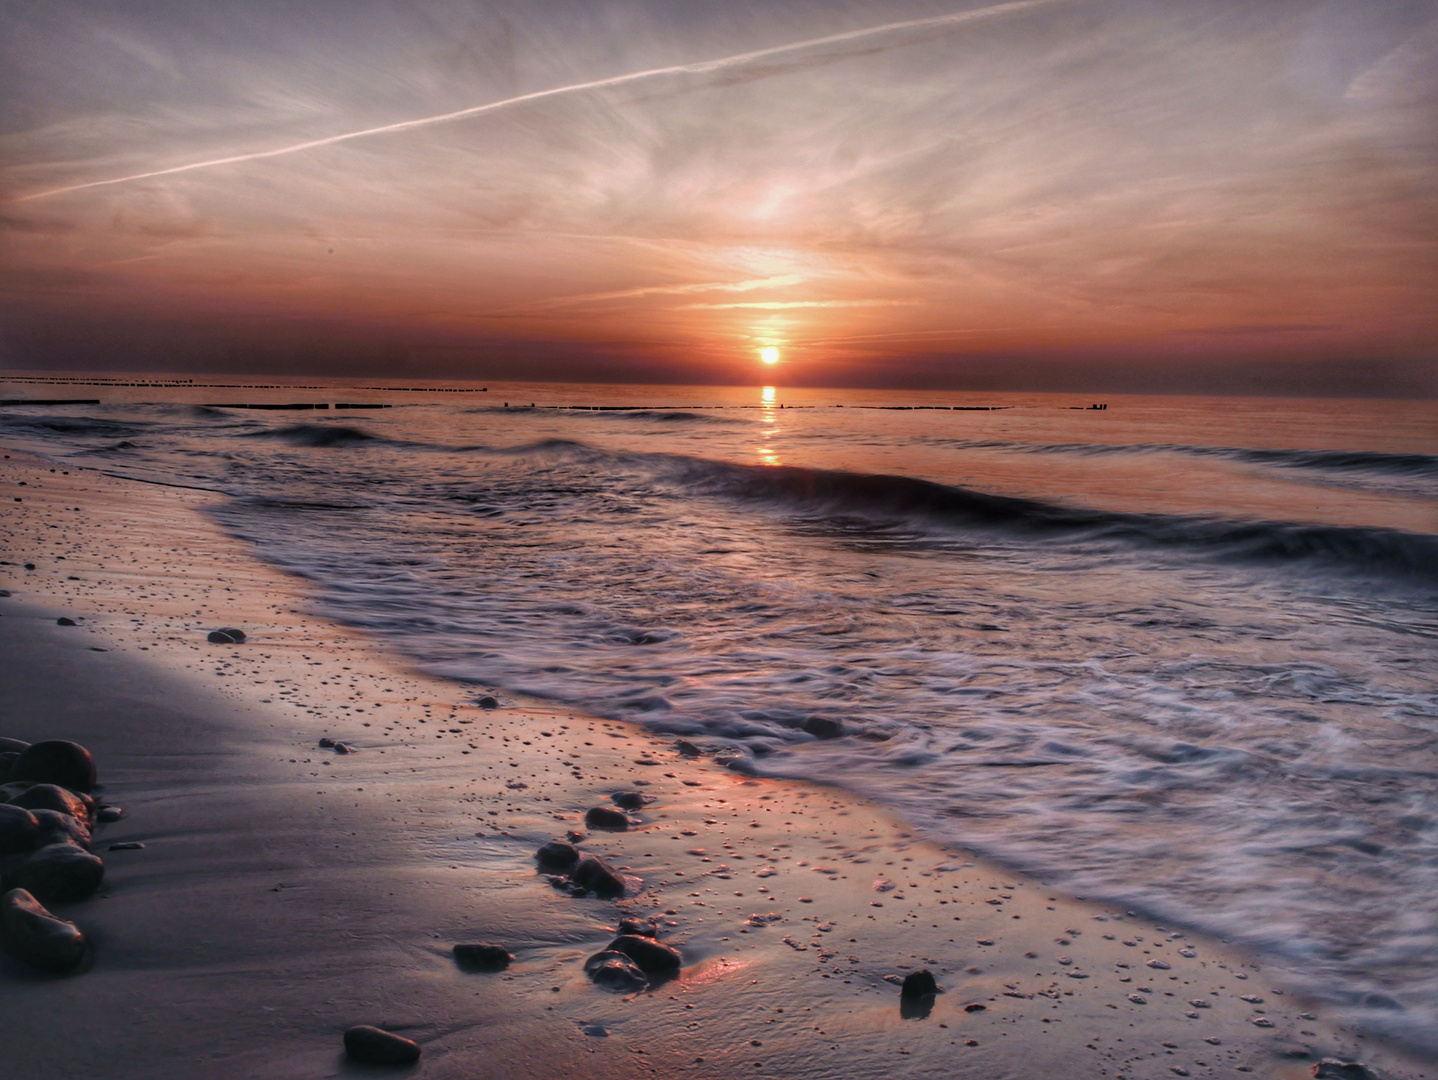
[760, 346, 780, 365]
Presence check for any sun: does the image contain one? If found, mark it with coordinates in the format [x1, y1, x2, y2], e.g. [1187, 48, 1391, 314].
[760, 346, 780, 365]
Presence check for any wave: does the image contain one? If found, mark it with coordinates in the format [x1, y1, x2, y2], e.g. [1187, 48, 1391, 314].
[930, 437, 1438, 479]
[651, 454, 1438, 582]
[243, 423, 383, 447]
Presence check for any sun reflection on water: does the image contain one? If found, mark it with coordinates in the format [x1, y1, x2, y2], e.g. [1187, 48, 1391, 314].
[758, 386, 779, 463]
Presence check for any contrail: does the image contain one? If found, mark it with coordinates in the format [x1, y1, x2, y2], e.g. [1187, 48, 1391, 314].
[16, 0, 1058, 203]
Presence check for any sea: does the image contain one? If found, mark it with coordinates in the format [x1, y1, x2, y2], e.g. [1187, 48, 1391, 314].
[3, 376, 1436, 1052]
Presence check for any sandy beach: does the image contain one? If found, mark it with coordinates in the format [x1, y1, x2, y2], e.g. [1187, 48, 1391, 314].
[2, 442, 1432, 1080]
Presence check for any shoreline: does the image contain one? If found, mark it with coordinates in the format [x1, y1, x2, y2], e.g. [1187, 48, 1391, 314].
[2, 442, 1432, 1079]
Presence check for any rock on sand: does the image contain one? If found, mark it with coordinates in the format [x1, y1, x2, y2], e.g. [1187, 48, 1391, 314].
[571, 856, 626, 898]
[1, 887, 87, 972]
[606, 933, 681, 973]
[585, 806, 629, 830]
[535, 840, 580, 871]
[9, 741, 96, 793]
[0, 804, 40, 855]
[584, 949, 648, 991]
[6, 842, 104, 903]
[453, 942, 513, 971]
[900, 969, 939, 998]
[343, 1025, 421, 1065]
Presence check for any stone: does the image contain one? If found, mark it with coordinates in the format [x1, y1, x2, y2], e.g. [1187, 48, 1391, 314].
[10, 741, 96, 793]
[0, 752, 17, 783]
[56, 617, 77, 626]
[584, 949, 648, 991]
[29, 810, 92, 850]
[900, 969, 939, 998]
[108, 842, 144, 851]
[1313, 1062, 1377, 1080]
[803, 716, 844, 739]
[0, 804, 40, 855]
[7, 843, 104, 904]
[477, 696, 499, 709]
[0, 739, 30, 755]
[333, 742, 356, 754]
[1, 888, 86, 972]
[11, 783, 91, 824]
[343, 1025, 421, 1065]
[585, 806, 629, 830]
[618, 917, 658, 938]
[218, 627, 246, 642]
[535, 840, 580, 871]
[606, 934, 681, 974]
[571, 856, 626, 899]
[453, 942, 513, 971]
[318, 737, 335, 748]
[611, 791, 647, 810]
[675, 739, 701, 756]
[207, 629, 243, 644]
[96, 806, 123, 824]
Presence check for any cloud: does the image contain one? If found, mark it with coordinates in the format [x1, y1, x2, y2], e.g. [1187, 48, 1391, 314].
[14, 0, 1059, 202]
[680, 299, 923, 310]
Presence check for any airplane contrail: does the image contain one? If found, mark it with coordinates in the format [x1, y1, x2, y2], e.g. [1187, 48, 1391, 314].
[15, 0, 1059, 203]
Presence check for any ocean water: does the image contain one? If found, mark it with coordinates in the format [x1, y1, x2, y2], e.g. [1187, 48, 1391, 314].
[3, 379, 1436, 1051]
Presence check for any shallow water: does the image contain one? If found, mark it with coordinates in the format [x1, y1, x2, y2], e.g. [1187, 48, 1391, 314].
[3, 379, 1436, 1051]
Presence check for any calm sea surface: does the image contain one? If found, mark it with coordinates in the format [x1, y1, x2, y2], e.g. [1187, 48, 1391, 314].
[3, 377, 1436, 1050]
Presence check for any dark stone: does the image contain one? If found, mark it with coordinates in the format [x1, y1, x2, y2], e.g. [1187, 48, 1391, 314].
[207, 630, 241, 644]
[11, 783, 91, 825]
[611, 791, 648, 810]
[56, 617, 77, 626]
[453, 942, 512, 971]
[571, 856, 626, 898]
[333, 742, 356, 755]
[343, 1025, 421, 1065]
[7, 843, 104, 903]
[0, 752, 17, 783]
[584, 949, 648, 991]
[477, 696, 499, 709]
[318, 737, 335, 748]
[963, 1002, 987, 1012]
[108, 842, 144, 851]
[900, 969, 938, 998]
[218, 627, 246, 642]
[585, 806, 629, 830]
[535, 840, 580, 871]
[803, 716, 844, 739]
[29, 810, 92, 850]
[1, 888, 86, 973]
[606, 934, 681, 973]
[0, 805, 40, 855]
[618, 917, 658, 938]
[675, 739, 701, 756]
[11, 741, 96, 793]
[1314, 1062, 1377, 1080]
[96, 806, 123, 824]
[0, 739, 28, 755]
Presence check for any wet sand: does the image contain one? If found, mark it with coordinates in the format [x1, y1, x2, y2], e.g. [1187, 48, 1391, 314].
[1, 444, 1432, 1080]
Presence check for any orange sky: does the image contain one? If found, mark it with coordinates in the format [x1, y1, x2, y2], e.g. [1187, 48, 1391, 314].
[2, 0, 1435, 393]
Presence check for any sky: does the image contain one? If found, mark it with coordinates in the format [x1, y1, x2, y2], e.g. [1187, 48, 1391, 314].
[1, 0, 1436, 394]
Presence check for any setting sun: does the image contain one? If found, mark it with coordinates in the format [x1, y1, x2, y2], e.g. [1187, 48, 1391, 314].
[760, 346, 780, 365]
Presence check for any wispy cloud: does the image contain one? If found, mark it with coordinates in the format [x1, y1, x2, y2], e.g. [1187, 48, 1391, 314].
[526, 274, 805, 309]
[681, 299, 923, 310]
[14, 0, 1058, 203]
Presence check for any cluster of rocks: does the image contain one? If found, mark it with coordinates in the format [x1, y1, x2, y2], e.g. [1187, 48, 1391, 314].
[583, 917, 682, 992]
[0, 738, 114, 974]
[533, 792, 685, 992]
